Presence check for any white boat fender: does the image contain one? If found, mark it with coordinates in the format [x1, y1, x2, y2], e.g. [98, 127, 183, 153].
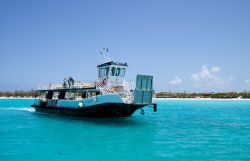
[78, 101, 84, 107]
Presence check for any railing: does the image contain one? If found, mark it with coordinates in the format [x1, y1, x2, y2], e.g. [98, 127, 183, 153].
[95, 77, 137, 104]
[95, 79, 135, 104]
[74, 81, 95, 89]
[38, 81, 95, 90]
[123, 77, 136, 91]
[95, 77, 136, 95]
[37, 77, 138, 104]
[95, 79, 118, 95]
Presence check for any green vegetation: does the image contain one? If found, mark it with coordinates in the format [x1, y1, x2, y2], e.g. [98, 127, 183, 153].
[156, 91, 250, 99]
[0, 90, 36, 98]
[1, 90, 250, 99]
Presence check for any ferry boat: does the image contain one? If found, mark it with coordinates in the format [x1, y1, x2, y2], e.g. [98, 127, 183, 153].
[31, 49, 157, 117]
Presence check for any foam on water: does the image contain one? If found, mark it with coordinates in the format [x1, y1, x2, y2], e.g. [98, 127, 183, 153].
[0, 107, 35, 112]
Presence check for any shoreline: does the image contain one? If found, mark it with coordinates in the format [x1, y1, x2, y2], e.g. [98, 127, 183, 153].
[155, 98, 250, 101]
[0, 97, 35, 99]
[1, 97, 250, 101]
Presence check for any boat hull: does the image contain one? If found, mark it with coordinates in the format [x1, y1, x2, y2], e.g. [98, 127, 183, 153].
[31, 103, 146, 117]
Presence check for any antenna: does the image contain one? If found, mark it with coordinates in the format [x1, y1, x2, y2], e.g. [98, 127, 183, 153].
[100, 48, 111, 63]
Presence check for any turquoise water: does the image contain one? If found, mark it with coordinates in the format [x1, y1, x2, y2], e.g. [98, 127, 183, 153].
[1, 99, 250, 161]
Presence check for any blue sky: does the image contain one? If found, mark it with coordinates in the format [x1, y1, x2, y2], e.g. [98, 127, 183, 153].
[0, 0, 250, 92]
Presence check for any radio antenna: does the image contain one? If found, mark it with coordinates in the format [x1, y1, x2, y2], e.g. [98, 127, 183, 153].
[100, 48, 111, 63]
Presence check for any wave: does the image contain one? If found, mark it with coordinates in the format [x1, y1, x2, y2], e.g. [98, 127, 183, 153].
[0, 107, 35, 112]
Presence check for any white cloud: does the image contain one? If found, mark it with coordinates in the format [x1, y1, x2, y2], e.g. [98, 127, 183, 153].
[211, 66, 221, 73]
[191, 65, 224, 88]
[170, 76, 183, 85]
[199, 65, 211, 79]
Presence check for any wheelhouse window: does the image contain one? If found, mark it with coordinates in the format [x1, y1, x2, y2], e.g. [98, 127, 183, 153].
[99, 67, 110, 77]
[98, 68, 102, 77]
[101, 66, 126, 77]
[105, 67, 110, 76]
[120, 68, 126, 77]
[115, 67, 121, 76]
[111, 67, 116, 76]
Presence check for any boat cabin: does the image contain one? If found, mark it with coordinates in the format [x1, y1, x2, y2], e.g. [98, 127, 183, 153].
[97, 61, 128, 92]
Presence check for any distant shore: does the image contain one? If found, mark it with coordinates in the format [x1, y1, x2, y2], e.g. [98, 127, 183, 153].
[0, 97, 35, 99]
[1, 97, 250, 101]
[1, 90, 250, 99]
[155, 98, 250, 101]
[156, 92, 250, 99]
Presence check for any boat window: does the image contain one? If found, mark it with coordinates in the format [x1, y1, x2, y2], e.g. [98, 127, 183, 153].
[39, 91, 47, 99]
[105, 67, 110, 76]
[99, 68, 106, 77]
[46, 91, 53, 99]
[58, 91, 66, 99]
[52, 92, 59, 99]
[81, 92, 86, 99]
[111, 67, 116, 76]
[65, 92, 75, 100]
[87, 92, 92, 98]
[91, 92, 96, 97]
[102, 68, 105, 77]
[98, 68, 102, 77]
[120, 68, 126, 77]
[115, 67, 121, 76]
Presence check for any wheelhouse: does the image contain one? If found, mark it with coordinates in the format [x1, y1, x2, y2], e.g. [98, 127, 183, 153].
[97, 61, 128, 89]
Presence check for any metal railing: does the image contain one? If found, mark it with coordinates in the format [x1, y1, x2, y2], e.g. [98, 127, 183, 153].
[95, 77, 137, 104]
[37, 77, 137, 104]
[95, 79, 118, 95]
[123, 77, 136, 91]
[95, 77, 136, 95]
[38, 81, 95, 90]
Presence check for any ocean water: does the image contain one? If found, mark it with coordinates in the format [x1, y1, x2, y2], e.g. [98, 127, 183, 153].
[0, 99, 250, 161]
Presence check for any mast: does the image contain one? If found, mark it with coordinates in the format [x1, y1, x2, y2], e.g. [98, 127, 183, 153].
[100, 48, 111, 64]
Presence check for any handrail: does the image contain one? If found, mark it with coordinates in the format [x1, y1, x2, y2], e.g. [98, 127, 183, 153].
[36, 78, 136, 104]
[123, 77, 136, 91]
[37, 81, 95, 90]
[95, 79, 118, 95]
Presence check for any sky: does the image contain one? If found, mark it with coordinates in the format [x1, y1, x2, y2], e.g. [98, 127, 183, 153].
[0, 0, 250, 92]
